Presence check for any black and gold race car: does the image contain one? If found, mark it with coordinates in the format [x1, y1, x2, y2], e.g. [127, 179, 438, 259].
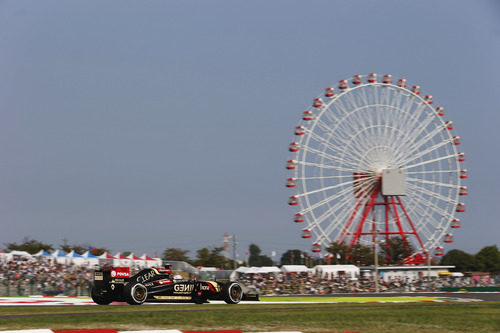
[91, 265, 258, 305]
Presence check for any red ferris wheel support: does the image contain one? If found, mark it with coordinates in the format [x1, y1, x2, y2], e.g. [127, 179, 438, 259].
[338, 172, 427, 263]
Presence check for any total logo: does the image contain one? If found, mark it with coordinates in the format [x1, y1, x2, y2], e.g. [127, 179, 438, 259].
[111, 268, 130, 278]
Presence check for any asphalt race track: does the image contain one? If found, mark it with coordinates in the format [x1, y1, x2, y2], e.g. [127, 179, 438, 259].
[301, 292, 500, 302]
[0, 292, 499, 307]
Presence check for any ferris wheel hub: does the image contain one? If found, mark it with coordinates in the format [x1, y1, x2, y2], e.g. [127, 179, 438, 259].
[381, 169, 406, 196]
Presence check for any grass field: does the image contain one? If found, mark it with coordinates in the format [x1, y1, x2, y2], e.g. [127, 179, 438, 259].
[0, 301, 499, 333]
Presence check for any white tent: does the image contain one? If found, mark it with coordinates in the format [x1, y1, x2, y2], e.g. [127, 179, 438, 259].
[66, 250, 86, 266]
[420, 271, 439, 278]
[99, 252, 117, 266]
[235, 266, 253, 273]
[51, 250, 67, 264]
[255, 266, 281, 274]
[199, 267, 217, 271]
[371, 265, 455, 281]
[81, 251, 100, 267]
[33, 250, 52, 258]
[153, 255, 163, 267]
[114, 253, 132, 266]
[281, 265, 310, 273]
[235, 266, 281, 274]
[314, 265, 360, 279]
[5, 250, 32, 261]
[127, 253, 146, 268]
[141, 254, 161, 268]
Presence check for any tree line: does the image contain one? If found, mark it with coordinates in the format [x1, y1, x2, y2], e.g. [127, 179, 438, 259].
[3, 237, 500, 272]
[439, 246, 500, 273]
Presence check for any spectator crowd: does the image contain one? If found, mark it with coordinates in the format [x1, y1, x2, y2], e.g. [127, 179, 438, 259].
[1, 255, 499, 297]
[0, 257, 93, 297]
[236, 271, 499, 295]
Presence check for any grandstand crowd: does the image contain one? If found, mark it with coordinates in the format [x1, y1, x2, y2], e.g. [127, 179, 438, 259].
[1, 253, 499, 297]
[236, 271, 497, 294]
[0, 257, 93, 296]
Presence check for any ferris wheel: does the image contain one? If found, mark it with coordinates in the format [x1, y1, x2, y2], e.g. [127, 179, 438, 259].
[286, 73, 467, 261]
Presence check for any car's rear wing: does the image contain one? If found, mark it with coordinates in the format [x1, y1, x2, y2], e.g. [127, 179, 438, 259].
[93, 266, 131, 285]
[93, 266, 174, 284]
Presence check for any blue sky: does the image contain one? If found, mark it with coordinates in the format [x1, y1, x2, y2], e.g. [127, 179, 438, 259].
[0, 0, 499, 260]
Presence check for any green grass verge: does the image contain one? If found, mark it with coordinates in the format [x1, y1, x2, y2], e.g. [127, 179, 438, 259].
[0, 302, 499, 332]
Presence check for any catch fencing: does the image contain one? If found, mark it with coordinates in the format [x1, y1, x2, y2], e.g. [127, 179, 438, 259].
[0, 276, 92, 297]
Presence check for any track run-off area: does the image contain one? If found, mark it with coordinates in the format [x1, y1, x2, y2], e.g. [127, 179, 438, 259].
[0, 292, 496, 307]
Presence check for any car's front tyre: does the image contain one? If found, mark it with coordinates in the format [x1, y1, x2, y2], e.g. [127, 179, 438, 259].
[222, 282, 243, 304]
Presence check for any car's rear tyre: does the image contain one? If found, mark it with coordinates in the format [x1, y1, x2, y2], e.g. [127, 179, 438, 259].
[222, 282, 243, 304]
[124, 282, 147, 305]
[91, 287, 112, 305]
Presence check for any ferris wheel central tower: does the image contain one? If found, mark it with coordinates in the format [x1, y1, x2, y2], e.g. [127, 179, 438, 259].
[340, 168, 425, 259]
[286, 73, 467, 261]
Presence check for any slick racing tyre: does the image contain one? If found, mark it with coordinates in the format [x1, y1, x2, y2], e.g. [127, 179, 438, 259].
[222, 282, 243, 304]
[91, 287, 113, 305]
[124, 282, 147, 305]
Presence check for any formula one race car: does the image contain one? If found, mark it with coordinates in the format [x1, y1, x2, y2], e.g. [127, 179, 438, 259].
[91, 265, 258, 305]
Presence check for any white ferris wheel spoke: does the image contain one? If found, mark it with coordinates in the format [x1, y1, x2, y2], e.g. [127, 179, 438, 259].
[406, 181, 457, 206]
[295, 179, 354, 199]
[308, 182, 376, 231]
[302, 123, 364, 166]
[400, 125, 451, 163]
[299, 144, 361, 170]
[297, 160, 355, 172]
[406, 184, 455, 220]
[407, 176, 459, 190]
[403, 140, 454, 167]
[299, 183, 358, 214]
[405, 192, 452, 246]
[405, 153, 457, 170]
[407, 169, 460, 175]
